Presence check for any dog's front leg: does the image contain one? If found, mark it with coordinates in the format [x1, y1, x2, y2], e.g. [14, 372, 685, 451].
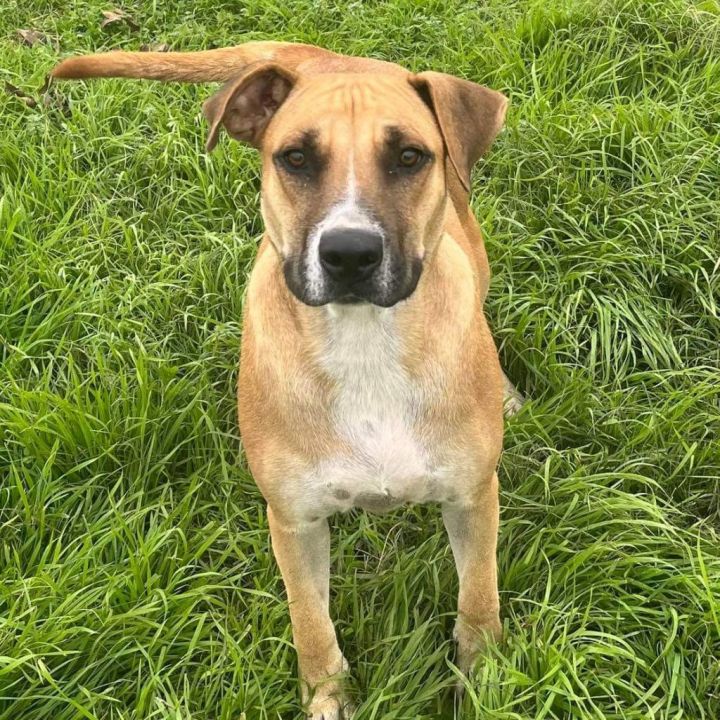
[442, 472, 502, 674]
[267, 506, 352, 719]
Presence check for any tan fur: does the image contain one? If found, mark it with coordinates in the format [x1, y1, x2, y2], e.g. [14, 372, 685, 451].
[50, 41, 400, 82]
[52, 42, 516, 718]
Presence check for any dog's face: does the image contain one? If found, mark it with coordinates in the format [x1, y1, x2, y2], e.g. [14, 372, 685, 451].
[203, 62, 508, 307]
[261, 74, 447, 307]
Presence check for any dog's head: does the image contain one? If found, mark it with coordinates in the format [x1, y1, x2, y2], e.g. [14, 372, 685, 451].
[51, 45, 508, 307]
[204, 63, 507, 307]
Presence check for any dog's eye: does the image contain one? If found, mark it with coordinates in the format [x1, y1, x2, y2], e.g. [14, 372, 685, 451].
[283, 149, 306, 169]
[398, 147, 423, 168]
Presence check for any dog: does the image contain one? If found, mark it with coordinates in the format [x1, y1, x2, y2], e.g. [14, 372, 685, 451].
[52, 41, 519, 718]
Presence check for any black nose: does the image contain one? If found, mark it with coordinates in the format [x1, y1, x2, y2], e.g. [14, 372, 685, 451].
[318, 227, 383, 282]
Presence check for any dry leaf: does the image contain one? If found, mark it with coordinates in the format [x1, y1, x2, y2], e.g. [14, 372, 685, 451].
[4, 82, 37, 108]
[16, 29, 59, 50]
[100, 9, 139, 31]
[17, 29, 46, 46]
[140, 43, 170, 52]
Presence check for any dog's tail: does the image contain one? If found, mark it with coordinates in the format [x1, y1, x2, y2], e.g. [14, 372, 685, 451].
[51, 42, 337, 83]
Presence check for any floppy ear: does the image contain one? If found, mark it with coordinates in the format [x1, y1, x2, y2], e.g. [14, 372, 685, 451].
[410, 71, 508, 193]
[203, 61, 298, 152]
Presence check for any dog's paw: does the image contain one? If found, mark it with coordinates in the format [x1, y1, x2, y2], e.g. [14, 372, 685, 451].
[453, 613, 501, 675]
[502, 373, 525, 417]
[302, 654, 354, 719]
[307, 694, 356, 720]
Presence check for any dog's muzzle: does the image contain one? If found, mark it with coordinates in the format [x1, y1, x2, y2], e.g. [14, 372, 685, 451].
[281, 199, 423, 307]
[283, 231, 422, 308]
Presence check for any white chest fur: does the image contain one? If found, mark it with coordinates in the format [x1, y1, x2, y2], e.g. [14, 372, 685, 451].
[293, 304, 457, 520]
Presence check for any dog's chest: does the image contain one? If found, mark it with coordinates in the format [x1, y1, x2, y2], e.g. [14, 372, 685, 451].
[297, 307, 456, 518]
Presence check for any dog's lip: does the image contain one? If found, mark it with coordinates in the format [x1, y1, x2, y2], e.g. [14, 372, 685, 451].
[331, 292, 413, 309]
[304, 290, 404, 308]
[333, 293, 365, 304]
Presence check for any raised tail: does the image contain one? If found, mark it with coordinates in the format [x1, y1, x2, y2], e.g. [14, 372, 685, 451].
[51, 41, 338, 83]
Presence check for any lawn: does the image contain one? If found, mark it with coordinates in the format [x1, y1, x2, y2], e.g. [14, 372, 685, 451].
[1, 0, 719, 718]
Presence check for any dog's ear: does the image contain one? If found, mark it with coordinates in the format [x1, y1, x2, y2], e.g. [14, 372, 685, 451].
[203, 62, 298, 151]
[410, 71, 508, 193]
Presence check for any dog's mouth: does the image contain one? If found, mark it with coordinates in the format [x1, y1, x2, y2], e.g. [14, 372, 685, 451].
[282, 252, 423, 308]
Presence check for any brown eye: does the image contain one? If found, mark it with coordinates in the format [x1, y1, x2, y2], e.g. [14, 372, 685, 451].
[284, 149, 306, 169]
[399, 147, 423, 167]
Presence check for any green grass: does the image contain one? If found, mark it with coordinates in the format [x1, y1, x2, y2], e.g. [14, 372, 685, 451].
[1, 0, 719, 718]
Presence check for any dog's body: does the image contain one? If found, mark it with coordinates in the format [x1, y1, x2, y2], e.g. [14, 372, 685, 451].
[242, 179, 504, 523]
[53, 42, 515, 718]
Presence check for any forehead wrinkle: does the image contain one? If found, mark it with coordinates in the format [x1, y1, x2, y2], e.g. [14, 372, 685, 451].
[287, 78, 348, 115]
[296, 75, 408, 113]
[349, 83, 357, 126]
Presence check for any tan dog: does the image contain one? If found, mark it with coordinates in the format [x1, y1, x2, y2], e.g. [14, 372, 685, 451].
[52, 42, 517, 718]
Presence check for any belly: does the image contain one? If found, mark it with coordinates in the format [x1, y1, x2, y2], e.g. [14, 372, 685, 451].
[292, 415, 460, 520]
